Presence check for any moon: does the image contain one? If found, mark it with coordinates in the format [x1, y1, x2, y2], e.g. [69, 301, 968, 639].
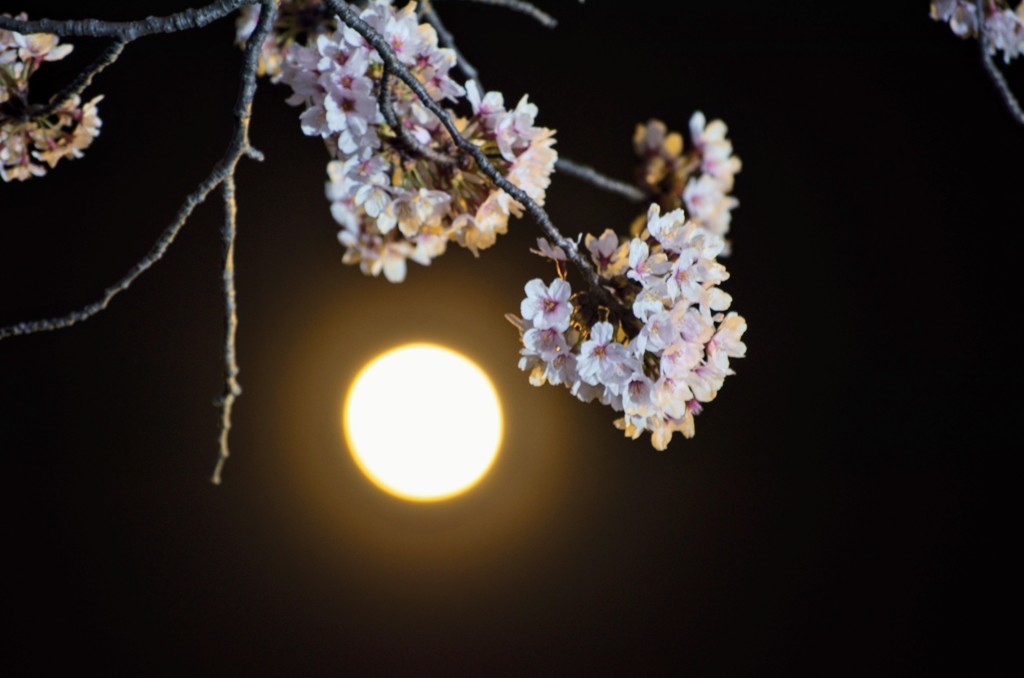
[343, 343, 503, 502]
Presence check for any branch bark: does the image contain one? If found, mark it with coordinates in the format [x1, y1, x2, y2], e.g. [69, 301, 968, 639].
[0, 0, 248, 41]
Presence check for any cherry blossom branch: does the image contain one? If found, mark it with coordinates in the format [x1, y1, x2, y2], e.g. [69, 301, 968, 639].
[975, 0, 1024, 125]
[0, 0, 248, 41]
[33, 39, 126, 119]
[419, 5, 644, 207]
[555, 158, 646, 203]
[327, 0, 627, 318]
[441, 0, 557, 29]
[379, 63, 459, 166]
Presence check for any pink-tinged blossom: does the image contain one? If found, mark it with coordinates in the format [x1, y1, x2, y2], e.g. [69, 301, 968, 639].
[512, 116, 746, 451]
[520, 278, 573, 331]
[13, 32, 73, 63]
[689, 111, 742, 192]
[627, 238, 671, 287]
[531, 237, 567, 261]
[645, 203, 688, 251]
[578, 322, 631, 388]
[585, 229, 629, 278]
[524, 326, 569, 362]
[495, 95, 543, 162]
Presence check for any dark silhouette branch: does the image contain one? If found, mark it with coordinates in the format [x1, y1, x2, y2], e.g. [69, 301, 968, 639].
[34, 40, 126, 119]
[0, 0, 248, 41]
[975, 0, 1024, 126]
[556, 158, 646, 203]
[1, 0, 277, 484]
[441, 0, 556, 29]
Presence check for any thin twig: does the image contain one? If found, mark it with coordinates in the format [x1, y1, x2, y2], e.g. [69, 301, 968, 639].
[213, 174, 243, 486]
[378, 63, 458, 166]
[556, 158, 646, 203]
[210, 0, 277, 484]
[975, 0, 1024, 125]
[440, 0, 557, 28]
[419, 0, 481, 86]
[32, 40, 127, 119]
[0, 0, 248, 40]
[0, 163, 233, 340]
[326, 0, 625, 318]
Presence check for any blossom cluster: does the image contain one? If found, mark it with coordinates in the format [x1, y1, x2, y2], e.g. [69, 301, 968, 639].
[1, 17, 103, 182]
[511, 201, 747, 451]
[634, 114, 741, 253]
[241, 0, 557, 282]
[931, 0, 1024, 62]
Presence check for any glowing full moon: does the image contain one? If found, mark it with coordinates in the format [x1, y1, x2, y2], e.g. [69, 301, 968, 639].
[343, 344, 503, 501]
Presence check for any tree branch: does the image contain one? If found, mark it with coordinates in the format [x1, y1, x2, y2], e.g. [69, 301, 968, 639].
[440, 0, 557, 29]
[0, 0, 248, 41]
[210, 0, 277, 484]
[1, 0, 275, 484]
[556, 158, 646, 203]
[378, 62, 459, 167]
[975, 0, 1024, 126]
[33, 39, 126, 119]
[212, 174, 243, 486]
[326, 0, 626, 318]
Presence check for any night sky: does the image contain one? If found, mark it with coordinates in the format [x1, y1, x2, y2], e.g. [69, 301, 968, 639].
[2, 0, 1021, 674]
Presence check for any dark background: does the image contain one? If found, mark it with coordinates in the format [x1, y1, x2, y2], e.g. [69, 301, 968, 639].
[2, 0, 1021, 674]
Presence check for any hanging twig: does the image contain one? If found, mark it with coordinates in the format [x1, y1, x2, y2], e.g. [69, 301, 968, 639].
[213, 174, 243, 486]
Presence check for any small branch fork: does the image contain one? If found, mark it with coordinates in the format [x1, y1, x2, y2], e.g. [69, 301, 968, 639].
[0, 0, 278, 483]
[975, 0, 1024, 125]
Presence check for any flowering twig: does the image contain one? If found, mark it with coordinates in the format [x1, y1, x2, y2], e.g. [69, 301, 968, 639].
[442, 0, 557, 29]
[326, 0, 626, 318]
[378, 62, 459, 167]
[975, 0, 1024, 124]
[420, 1, 643, 206]
[33, 40, 126, 120]
[555, 158, 647, 203]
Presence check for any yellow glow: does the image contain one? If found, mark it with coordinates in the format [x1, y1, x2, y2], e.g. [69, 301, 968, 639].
[343, 344, 503, 501]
